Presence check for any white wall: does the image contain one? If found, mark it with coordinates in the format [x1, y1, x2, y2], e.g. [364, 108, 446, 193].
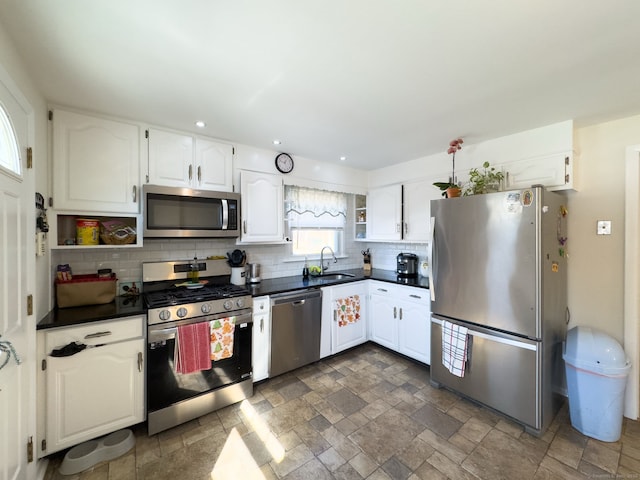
[567, 115, 640, 341]
[233, 143, 368, 194]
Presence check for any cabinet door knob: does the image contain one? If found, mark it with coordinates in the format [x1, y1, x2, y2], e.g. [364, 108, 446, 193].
[393, 307, 397, 319]
[132, 185, 137, 203]
[197, 166, 202, 183]
[189, 164, 193, 181]
[260, 318, 264, 333]
[137, 352, 143, 372]
[409, 294, 422, 299]
[399, 308, 403, 320]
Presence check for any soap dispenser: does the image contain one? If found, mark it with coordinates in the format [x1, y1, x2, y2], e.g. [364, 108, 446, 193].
[302, 257, 309, 279]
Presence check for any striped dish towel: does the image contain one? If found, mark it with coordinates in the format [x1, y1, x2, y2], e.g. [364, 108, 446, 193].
[174, 322, 212, 374]
[442, 320, 469, 377]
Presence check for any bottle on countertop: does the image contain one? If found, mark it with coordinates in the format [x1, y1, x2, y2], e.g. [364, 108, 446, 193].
[302, 257, 309, 279]
[189, 257, 199, 283]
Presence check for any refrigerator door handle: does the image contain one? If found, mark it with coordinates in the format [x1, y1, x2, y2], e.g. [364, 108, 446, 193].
[429, 216, 435, 302]
[466, 335, 473, 374]
[431, 317, 537, 351]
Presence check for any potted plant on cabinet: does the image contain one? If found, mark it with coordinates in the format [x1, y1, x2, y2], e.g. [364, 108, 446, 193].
[463, 161, 505, 195]
[433, 138, 463, 198]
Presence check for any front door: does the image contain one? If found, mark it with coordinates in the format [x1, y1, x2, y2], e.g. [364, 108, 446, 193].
[0, 68, 35, 480]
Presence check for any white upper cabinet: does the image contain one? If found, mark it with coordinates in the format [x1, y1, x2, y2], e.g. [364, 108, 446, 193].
[367, 180, 440, 243]
[367, 184, 403, 241]
[195, 137, 233, 191]
[147, 128, 193, 187]
[52, 109, 141, 213]
[147, 127, 233, 192]
[239, 170, 284, 243]
[403, 179, 442, 242]
[502, 152, 575, 191]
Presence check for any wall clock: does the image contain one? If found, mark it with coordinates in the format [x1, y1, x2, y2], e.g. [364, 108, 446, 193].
[275, 153, 294, 174]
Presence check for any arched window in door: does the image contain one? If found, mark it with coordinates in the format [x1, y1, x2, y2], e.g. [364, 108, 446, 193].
[0, 102, 21, 176]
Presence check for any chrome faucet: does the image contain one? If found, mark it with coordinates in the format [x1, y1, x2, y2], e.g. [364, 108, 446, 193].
[320, 246, 337, 273]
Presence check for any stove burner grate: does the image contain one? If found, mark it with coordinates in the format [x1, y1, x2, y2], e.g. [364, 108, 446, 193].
[144, 283, 250, 309]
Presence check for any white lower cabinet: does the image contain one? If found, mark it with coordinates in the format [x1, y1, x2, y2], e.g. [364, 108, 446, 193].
[252, 296, 271, 382]
[369, 281, 431, 364]
[39, 316, 145, 456]
[321, 282, 368, 357]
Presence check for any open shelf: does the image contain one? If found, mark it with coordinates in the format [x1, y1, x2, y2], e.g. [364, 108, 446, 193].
[51, 214, 142, 249]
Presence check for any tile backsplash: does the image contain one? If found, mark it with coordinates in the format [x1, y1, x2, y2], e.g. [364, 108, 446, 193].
[52, 238, 428, 287]
[51, 199, 428, 293]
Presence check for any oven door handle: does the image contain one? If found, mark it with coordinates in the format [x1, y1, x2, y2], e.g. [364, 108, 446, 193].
[148, 313, 253, 343]
[148, 327, 177, 343]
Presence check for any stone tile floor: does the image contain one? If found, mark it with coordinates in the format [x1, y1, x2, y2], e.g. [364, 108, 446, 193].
[44, 343, 640, 479]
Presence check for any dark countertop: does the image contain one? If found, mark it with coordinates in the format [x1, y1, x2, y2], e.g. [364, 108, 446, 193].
[247, 268, 429, 297]
[37, 295, 146, 330]
[37, 269, 428, 330]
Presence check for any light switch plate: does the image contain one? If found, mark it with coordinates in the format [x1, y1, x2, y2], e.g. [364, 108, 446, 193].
[597, 220, 612, 235]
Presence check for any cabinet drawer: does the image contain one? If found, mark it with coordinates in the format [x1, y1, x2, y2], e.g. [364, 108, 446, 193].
[398, 286, 428, 304]
[45, 315, 145, 351]
[253, 296, 270, 314]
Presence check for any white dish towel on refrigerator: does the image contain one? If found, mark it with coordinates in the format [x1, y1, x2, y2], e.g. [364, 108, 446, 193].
[442, 320, 469, 377]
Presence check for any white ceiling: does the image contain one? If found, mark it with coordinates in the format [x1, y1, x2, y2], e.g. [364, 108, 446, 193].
[1, 1, 640, 170]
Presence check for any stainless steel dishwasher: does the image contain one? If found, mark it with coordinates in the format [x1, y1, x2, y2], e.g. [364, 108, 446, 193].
[270, 289, 322, 377]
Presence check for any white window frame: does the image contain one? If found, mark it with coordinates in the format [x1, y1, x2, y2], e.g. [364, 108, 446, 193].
[285, 185, 347, 259]
[0, 102, 21, 178]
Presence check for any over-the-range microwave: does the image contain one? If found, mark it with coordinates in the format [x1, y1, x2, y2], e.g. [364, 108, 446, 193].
[143, 184, 240, 238]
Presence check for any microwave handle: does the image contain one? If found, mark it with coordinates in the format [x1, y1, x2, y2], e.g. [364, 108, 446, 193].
[221, 199, 229, 230]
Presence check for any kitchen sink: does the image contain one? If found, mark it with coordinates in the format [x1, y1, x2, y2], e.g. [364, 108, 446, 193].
[317, 273, 355, 280]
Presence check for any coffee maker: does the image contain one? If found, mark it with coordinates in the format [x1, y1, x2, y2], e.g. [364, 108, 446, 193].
[396, 253, 418, 277]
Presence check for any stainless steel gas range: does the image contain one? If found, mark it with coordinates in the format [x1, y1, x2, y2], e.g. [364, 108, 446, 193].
[143, 259, 253, 435]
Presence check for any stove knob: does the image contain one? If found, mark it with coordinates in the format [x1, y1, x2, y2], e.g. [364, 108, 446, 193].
[223, 300, 233, 310]
[201, 303, 211, 314]
[177, 307, 188, 318]
[236, 298, 245, 309]
[159, 310, 171, 321]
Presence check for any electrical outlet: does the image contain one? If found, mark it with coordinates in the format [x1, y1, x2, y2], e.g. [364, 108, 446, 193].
[597, 220, 612, 235]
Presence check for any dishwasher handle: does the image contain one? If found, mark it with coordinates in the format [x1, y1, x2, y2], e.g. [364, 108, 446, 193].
[270, 289, 322, 306]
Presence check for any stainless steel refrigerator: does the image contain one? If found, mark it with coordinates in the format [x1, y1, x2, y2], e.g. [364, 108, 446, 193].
[429, 187, 567, 435]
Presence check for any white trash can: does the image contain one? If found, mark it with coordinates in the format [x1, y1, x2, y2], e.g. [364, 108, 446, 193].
[563, 326, 631, 442]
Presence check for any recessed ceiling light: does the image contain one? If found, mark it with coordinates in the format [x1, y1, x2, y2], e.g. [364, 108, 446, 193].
[195, 121, 206, 128]
[340, 156, 347, 161]
[272, 140, 281, 145]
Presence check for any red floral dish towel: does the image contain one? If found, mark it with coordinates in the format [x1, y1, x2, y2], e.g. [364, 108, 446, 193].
[335, 295, 361, 327]
[210, 317, 235, 361]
